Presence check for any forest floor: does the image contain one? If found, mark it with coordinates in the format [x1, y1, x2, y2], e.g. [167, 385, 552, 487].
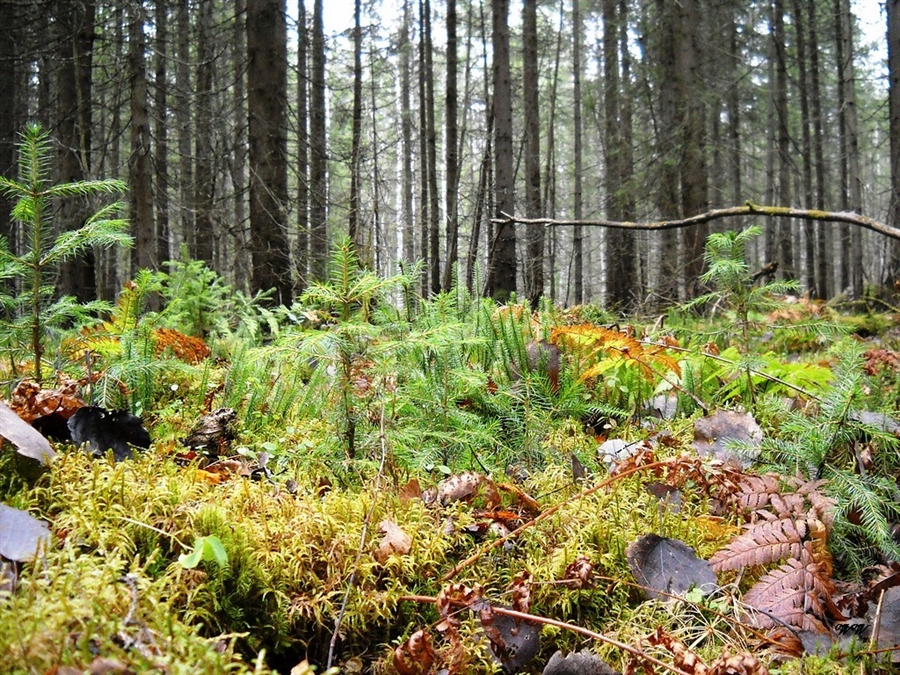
[4, 244, 900, 675]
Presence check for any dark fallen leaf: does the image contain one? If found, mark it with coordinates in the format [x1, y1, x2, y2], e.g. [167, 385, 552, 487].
[68, 407, 151, 461]
[510, 570, 532, 614]
[692, 410, 762, 468]
[542, 650, 621, 675]
[0, 401, 56, 465]
[598, 438, 642, 468]
[0, 504, 50, 562]
[626, 534, 718, 600]
[571, 453, 587, 483]
[562, 555, 595, 589]
[850, 410, 900, 437]
[646, 483, 683, 512]
[485, 610, 541, 674]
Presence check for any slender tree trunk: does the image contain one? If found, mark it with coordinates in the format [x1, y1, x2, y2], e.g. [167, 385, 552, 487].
[653, 0, 679, 305]
[676, 0, 708, 298]
[194, 0, 214, 265]
[838, 0, 863, 296]
[154, 0, 170, 267]
[489, 0, 515, 300]
[727, 11, 742, 207]
[175, 0, 194, 254]
[572, 0, 583, 305]
[773, 0, 793, 279]
[809, 0, 829, 297]
[0, 1, 18, 249]
[295, 0, 309, 290]
[349, 0, 363, 253]
[247, 0, 291, 303]
[618, 0, 637, 297]
[424, 0, 440, 295]
[231, 0, 249, 291]
[792, 0, 815, 291]
[442, 0, 459, 290]
[309, 0, 327, 281]
[400, 0, 415, 265]
[523, 0, 542, 304]
[129, 0, 155, 274]
[57, 0, 96, 299]
[889, 0, 900, 283]
[543, 0, 563, 304]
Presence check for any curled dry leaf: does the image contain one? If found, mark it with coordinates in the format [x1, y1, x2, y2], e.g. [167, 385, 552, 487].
[374, 519, 412, 564]
[394, 629, 436, 675]
[563, 555, 595, 589]
[398, 477, 423, 503]
[707, 653, 769, 675]
[647, 628, 708, 675]
[511, 569, 533, 614]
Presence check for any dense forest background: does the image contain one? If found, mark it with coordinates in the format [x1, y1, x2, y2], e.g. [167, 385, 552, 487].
[0, 0, 896, 312]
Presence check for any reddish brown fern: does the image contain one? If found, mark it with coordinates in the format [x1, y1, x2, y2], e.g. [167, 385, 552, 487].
[709, 475, 840, 634]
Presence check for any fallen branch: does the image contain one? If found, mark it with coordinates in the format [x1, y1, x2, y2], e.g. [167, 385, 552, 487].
[398, 593, 693, 675]
[493, 202, 900, 240]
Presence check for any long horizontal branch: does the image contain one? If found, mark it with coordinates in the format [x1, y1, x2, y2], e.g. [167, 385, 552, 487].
[493, 202, 900, 240]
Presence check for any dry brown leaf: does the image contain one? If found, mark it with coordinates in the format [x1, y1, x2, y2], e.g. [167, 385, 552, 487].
[374, 519, 412, 564]
[511, 569, 533, 614]
[398, 477, 423, 503]
[393, 629, 436, 675]
[438, 472, 484, 505]
[563, 555, 595, 589]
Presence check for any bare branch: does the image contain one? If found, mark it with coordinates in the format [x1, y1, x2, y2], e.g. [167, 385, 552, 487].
[493, 202, 900, 240]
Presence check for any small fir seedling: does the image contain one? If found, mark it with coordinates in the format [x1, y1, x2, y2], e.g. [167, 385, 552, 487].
[0, 123, 131, 383]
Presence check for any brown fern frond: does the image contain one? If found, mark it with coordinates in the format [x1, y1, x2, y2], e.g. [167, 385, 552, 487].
[735, 474, 781, 512]
[153, 328, 211, 364]
[709, 517, 808, 571]
[742, 551, 838, 634]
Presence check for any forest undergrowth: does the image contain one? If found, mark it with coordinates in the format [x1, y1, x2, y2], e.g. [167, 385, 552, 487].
[5, 222, 900, 674]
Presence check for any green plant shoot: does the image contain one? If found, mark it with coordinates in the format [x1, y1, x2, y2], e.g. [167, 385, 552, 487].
[0, 123, 132, 383]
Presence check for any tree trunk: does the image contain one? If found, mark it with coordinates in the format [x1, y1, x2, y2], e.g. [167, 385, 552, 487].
[889, 0, 900, 283]
[309, 0, 327, 281]
[349, 0, 363, 253]
[175, 0, 194, 255]
[194, 0, 214, 265]
[0, 0, 19, 250]
[838, 0, 863, 297]
[400, 0, 415, 265]
[295, 0, 309, 291]
[247, 0, 291, 304]
[57, 0, 96, 300]
[488, 0, 516, 300]
[443, 0, 460, 291]
[129, 0, 155, 274]
[652, 0, 679, 305]
[523, 0, 542, 304]
[572, 0, 583, 305]
[543, 0, 564, 304]
[809, 0, 829, 297]
[792, 0, 815, 292]
[231, 0, 249, 290]
[154, 0, 170, 267]
[424, 0, 440, 295]
[773, 0, 793, 279]
[676, 0, 709, 298]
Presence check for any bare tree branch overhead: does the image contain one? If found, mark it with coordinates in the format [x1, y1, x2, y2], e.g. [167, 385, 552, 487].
[493, 202, 900, 240]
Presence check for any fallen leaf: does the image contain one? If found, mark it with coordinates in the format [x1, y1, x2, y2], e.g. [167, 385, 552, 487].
[563, 555, 595, 589]
[0, 401, 56, 465]
[438, 471, 484, 505]
[88, 657, 134, 675]
[374, 519, 411, 563]
[393, 629, 436, 675]
[398, 477, 422, 503]
[626, 534, 718, 600]
[692, 410, 762, 468]
[543, 649, 621, 675]
[0, 504, 50, 562]
[182, 407, 236, 453]
[511, 569, 532, 614]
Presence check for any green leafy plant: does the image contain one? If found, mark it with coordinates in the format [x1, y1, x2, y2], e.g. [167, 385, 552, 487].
[0, 123, 131, 383]
[685, 226, 798, 349]
[178, 535, 229, 570]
